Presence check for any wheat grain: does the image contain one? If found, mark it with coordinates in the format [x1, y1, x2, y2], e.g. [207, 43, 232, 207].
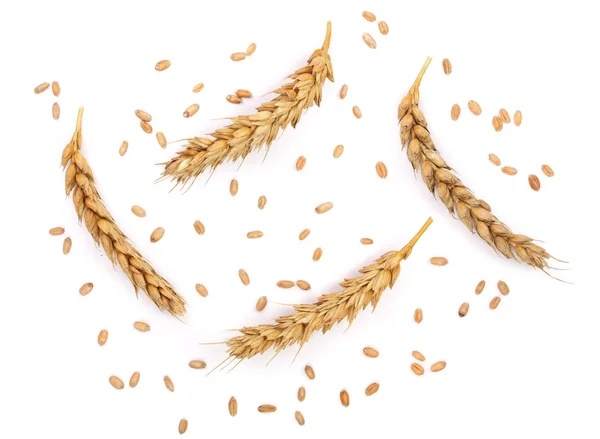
[299, 229, 310, 240]
[155, 60, 171, 71]
[34, 82, 49, 94]
[246, 43, 256, 56]
[63, 237, 72, 254]
[52, 81, 61, 97]
[256, 296, 267, 311]
[442, 58, 452, 75]
[502, 166, 517, 175]
[129, 371, 140, 388]
[340, 390, 350, 407]
[228, 397, 237, 416]
[61, 109, 185, 315]
[340, 84, 348, 99]
[140, 121, 153, 134]
[378, 21, 389, 35]
[363, 347, 379, 358]
[164, 375, 174, 392]
[247, 230, 263, 239]
[239, 269, 250, 285]
[156, 132, 167, 148]
[362, 33, 376, 49]
[411, 363, 424, 375]
[315, 202, 333, 214]
[277, 280, 295, 289]
[297, 386, 306, 401]
[489, 153, 501, 166]
[52, 102, 60, 120]
[475, 280, 486, 294]
[399, 58, 557, 272]
[492, 116, 503, 132]
[258, 404, 277, 413]
[296, 280, 311, 290]
[430, 257, 448, 266]
[365, 382, 379, 396]
[79, 282, 94, 295]
[226, 94, 242, 104]
[499, 108, 511, 123]
[458, 302, 470, 317]
[312, 247, 323, 261]
[192, 82, 204, 93]
[162, 23, 334, 188]
[497, 280, 510, 295]
[119, 141, 128, 156]
[193, 220, 205, 235]
[333, 144, 344, 158]
[134, 321, 150, 332]
[183, 104, 199, 118]
[258, 195, 267, 209]
[295, 411, 305, 425]
[514, 110, 523, 126]
[189, 360, 207, 369]
[451, 104, 461, 121]
[529, 175, 541, 191]
[296, 155, 306, 170]
[468, 100, 482, 115]
[178, 419, 188, 434]
[431, 361, 446, 372]
[541, 164, 554, 177]
[98, 329, 108, 346]
[360, 238, 374, 245]
[362, 11, 376, 22]
[109, 376, 124, 390]
[304, 365, 315, 379]
[150, 227, 165, 242]
[376, 161, 388, 178]
[414, 308, 423, 323]
[131, 205, 146, 217]
[236, 89, 252, 98]
[412, 350, 425, 361]
[135, 110, 152, 122]
[222, 219, 432, 361]
[231, 52, 246, 61]
[489, 296, 501, 309]
[352, 106, 362, 118]
[230, 179, 238, 196]
[49, 227, 65, 236]
[195, 283, 208, 297]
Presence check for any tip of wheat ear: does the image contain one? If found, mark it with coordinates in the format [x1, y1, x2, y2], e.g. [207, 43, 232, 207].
[220, 218, 432, 365]
[160, 22, 334, 189]
[62, 108, 186, 316]
[399, 58, 562, 273]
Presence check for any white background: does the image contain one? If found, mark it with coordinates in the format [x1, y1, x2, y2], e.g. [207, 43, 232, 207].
[1, 0, 599, 438]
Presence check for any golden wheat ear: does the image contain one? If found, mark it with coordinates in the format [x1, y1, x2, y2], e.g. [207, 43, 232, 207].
[161, 21, 334, 188]
[398, 58, 562, 272]
[222, 218, 432, 363]
[62, 108, 186, 316]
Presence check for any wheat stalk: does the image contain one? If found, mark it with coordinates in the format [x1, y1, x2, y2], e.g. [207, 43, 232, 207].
[161, 22, 334, 188]
[222, 218, 432, 363]
[399, 58, 557, 272]
[62, 108, 186, 316]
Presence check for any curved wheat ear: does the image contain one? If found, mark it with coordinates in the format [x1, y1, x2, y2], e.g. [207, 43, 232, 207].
[161, 21, 334, 188]
[62, 108, 186, 316]
[224, 218, 432, 362]
[399, 58, 556, 272]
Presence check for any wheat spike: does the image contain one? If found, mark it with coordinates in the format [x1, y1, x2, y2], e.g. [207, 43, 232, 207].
[399, 58, 556, 272]
[224, 218, 432, 361]
[161, 22, 334, 188]
[62, 108, 186, 316]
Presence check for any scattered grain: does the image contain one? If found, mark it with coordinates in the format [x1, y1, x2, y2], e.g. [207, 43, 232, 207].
[365, 382, 379, 396]
[514, 110, 522, 126]
[363, 347, 379, 358]
[52, 102, 60, 120]
[62, 237, 72, 255]
[430, 257, 448, 266]
[156, 132, 167, 148]
[501, 166, 518, 176]
[119, 140, 128, 156]
[458, 302, 470, 317]
[414, 308, 423, 323]
[362, 33, 376, 49]
[150, 227, 165, 242]
[312, 247, 323, 261]
[140, 121, 153, 134]
[52, 81, 61, 97]
[34, 82, 49, 94]
[492, 116, 503, 132]
[475, 280, 486, 295]
[133, 321, 150, 332]
[189, 360, 207, 369]
[295, 411, 305, 426]
[299, 229, 311, 240]
[497, 280, 510, 295]
[488, 153, 501, 166]
[79, 282, 94, 296]
[352, 105, 362, 118]
[178, 419, 188, 434]
[468, 100, 482, 115]
[411, 363, 425, 376]
[256, 296, 267, 311]
[442, 58, 452, 75]
[376, 161, 388, 178]
[315, 202, 333, 214]
[135, 109, 152, 122]
[451, 104, 461, 121]
[230, 179, 238, 196]
[378, 21, 389, 35]
[489, 296, 501, 310]
[193, 220, 205, 235]
[258, 404, 277, 413]
[297, 386, 306, 402]
[97, 329, 108, 346]
[226, 94, 242, 104]
[340, 84, 348, 99]
[499, 108, 511, 123]
[109, 376, 124, 390]
[277, 280, 295, 289]
[245, 43, 256, 56]
[192, 82, 204, 93]
[195, 284, 208, 297]
[164, 375, 174, 392]
[296, 280, 311, 290]
[129, 371, 140, 388]
[431, 361, 447, 372]
[155, 60, 171, 71]
[231, 52, 246, 61]
[183, 103, 199, 118]
[528, 174, 541, 191]
[296, 156, 306, 171]
[541, 164, 554, 177]
[362, 11, 376, 21]
[131, 205, 146, 217]
[304, 365, 315, 380]
[236, 89, 252, 98]
[340, 390, 350, 407]
[238, 269, 250, 285]
[412, 350, 426, 362]
[49, 227, 65, 236]
[247, 230, 263, 239]
[228, 397, 238, 416]
[333, 144, 344, 158]
[360, 238, 374, 245]
[258, 195, 267, 209]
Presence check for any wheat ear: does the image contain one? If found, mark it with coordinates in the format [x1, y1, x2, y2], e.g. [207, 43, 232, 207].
[62, 108, 186, 316]
[161, 22, 334, 188]
[399, 58, 556, 271]
[224, 218, 432, 362]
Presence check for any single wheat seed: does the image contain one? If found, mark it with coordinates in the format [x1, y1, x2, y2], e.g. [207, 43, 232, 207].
[195, 284, 208, 297]
[304, 365, 315, 380]
[431, 361, 447, 372]
[451, 104, 461, 121]
[299, 228, 311, 240]
[362, 11, 376, 21]
[414, 308, 423, 323]
[360, 238, 374, 245]
[296, 280, 311, 290]
[296, 156, 306, 171]
[193, 220, 205, 235]
[178, 419, 188, 434]
[129, 371, 140, 388]
[52, 81, 61, 97]
[230, 179, 238, 196]
[156, 132, 167, 148]
[340, 84, 348, 99]
[475, 280, 486, 295]
[378, 21, 389, 35]
[192, 82, 204, 93]
[97, 329, 108, 346]
[442, 58, 452, 75]
[468, 100, 482, 115]
[541, 164, 554, 177]
[489, 153, 501, 166]
[340, 389, 350, 407]
[150, 227, 165, 242]
[52, 102, 60, 120]
[140, 121, 153, 134]
[363, 347, 379, 358]
[315, 202, 333, 214]
[353, 106, 362, 118]
[411, 363, 425, 376]
[131, 205, 146, 217]
[295, 411, 305, 425]
[109, 376, 124, 390]
[256, 296, 267, 311]
[492, 116, 503, 132]
[231, 52, 246, 61]
[312, 247, 323, 261]
[489, 296, 501, 310]
[49, 227, 65, 236]
[376, 161, 388, 178]
[164, 375, 174, 392]
[499, 108, 511, 123]
[79, 282, 94, 296]
[257, 195, 267, 209]
[34, 82, 50, 94]
[133, 321, 150, 332]
[430, 257, 448, 266]
[365, 382, 380, 396]
[239, 269, 250, 285]
[155, 60, 171, 71]
[247, 230, 263, 239]
[183, 104, 199, 118]
[528, 175, 541, 191]
[119, 140, 128, 156]
[228, 397, 237, 416]
[497, 280, 510, 295]
[333, 144, 344, 158]
[458, 302, 470, 317]
[189, 360, 207, 369]
[63, 237, 72, 255]
[277, 280, 295, 289]
[258, 404, 277, 413]
[297, 386, 306, 402]
[514, 110, 522, 126]
[362, 32, 376, 49]
[236, 89, 252, 98]
[226, 94, 242, 104]
[502, 166, 518, 176]
[245, 43, 256, 56]
[412, 350, 426, 362]
[135, 109, 152, 122]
